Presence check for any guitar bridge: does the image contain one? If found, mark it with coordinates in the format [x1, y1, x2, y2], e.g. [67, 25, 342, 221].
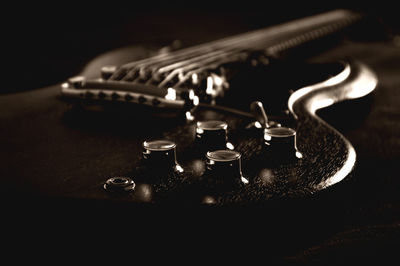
[61, 75, 199, 112]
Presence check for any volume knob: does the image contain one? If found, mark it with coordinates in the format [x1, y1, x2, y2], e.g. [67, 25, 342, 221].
[205, 150, 248, 188]
[196, 120, 233, 152]
[264, 127, 302, 161]
[142, 140, 183, 173]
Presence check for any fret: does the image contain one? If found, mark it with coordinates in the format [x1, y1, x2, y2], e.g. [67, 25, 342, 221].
[266, 17, 359, 55]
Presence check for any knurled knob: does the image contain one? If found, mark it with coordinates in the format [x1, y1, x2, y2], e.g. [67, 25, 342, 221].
[264, 126, 302, 161]
[142, 140, 183, 172]
[196, 120, 233, 152]
[103, 177, 135, 193]
[205, 150, 248, 188]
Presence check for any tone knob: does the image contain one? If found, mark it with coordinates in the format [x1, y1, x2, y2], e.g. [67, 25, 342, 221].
[264, 126, 302, 161]
[195, 120, 233, 152]
[205, 150, 248, 188]
[142, 140, 183, 173]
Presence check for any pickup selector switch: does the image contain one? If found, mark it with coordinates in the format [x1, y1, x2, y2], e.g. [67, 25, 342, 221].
[142, 140, 183, 173]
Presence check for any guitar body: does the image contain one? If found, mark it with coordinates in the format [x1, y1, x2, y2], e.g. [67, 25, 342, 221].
[0, 45, 377, 207]
[3, 9, 399, 213]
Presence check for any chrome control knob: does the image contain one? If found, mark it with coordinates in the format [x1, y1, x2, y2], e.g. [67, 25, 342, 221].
[142, 140, 183, 172]
[264, 126, 302, 161]
[205, 150, 248, 188]
[104, 177, 135, 193]
[196, 120, 233, 152]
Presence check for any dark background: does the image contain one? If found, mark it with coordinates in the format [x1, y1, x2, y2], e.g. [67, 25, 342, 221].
[4, 3, 400, 93]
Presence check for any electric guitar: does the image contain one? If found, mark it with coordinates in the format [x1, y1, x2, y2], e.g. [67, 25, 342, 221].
[0, 9, 384, 207]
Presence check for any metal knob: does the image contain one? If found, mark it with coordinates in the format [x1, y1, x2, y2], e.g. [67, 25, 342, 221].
[264, 126, 302, 161]
[195, 120, 233, 152]
[104, 177, 135, 193]
[142, 140, 183, 173]
[205, 150, 248, 188]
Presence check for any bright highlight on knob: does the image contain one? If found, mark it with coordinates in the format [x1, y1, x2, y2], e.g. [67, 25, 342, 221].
[142, 139, 183, 174]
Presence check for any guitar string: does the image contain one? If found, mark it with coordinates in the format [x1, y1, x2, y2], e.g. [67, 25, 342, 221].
[161, 15, 362, 88]
[112, 11, 352, 71]
[146, 32, 278, 79]
[155, 51, 244, 88]
[152, 23, 347, 88]
[117, 26, 303, 81]
[138, 9, 354, 71]
[115, 31, 271, 81]
[124, 27, 311, 85]
[136, 28, 277, 72]
[109, 34, 249, 80]
[123, 30, 346, 84]
[130, 49, 239, 83]
[151, 21, 360, 86]
[109, 10, 358, 81]
[112, 17, 359, 89]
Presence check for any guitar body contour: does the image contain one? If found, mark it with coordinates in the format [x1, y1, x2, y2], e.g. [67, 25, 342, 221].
[0, 9, 381, 209]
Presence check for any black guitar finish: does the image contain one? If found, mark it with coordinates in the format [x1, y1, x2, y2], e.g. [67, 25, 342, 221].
[0, 57, 376, 207]
[0, 9, 391, 209]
